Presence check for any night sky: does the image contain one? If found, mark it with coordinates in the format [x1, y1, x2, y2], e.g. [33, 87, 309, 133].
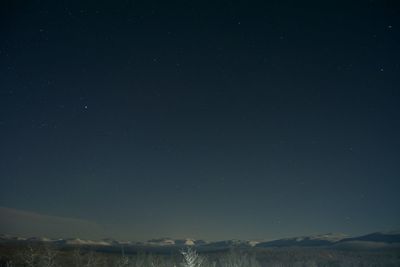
[1, 1, 399, 241]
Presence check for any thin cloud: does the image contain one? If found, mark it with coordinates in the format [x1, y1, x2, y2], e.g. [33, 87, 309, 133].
[0, 207, 106, 240]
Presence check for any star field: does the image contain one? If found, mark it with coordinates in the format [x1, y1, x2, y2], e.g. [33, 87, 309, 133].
[0, 1, 399, 241]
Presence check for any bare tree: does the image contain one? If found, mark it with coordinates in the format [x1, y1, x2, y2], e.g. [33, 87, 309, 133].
[72, 250, 101, 267]
[133, 252, 146, 267]
[72, 249, 83, 267]
[219, 250, 260, 267]
[180, 248, 204, 267]
[40, 245, 58, 267]
[20, 246, 40, 267]
[115, 246, 130, 267]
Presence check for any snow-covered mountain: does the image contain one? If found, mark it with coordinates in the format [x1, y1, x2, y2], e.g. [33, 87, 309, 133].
[256, 233, 348, 248]
[255, 232, 400, 249]
[145, 238, 207, 246]
[337, 231, 400, 244]
[27, 237, 57, 242]
[200, 239, 253, 250]
[1, 231, 399, 251]
[58, 238, 112, 246]
[146, 238, 176, 246]
[327, 231, 400, 249]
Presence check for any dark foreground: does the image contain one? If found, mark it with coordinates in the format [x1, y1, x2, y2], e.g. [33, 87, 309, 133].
[1, 243, 400, 267]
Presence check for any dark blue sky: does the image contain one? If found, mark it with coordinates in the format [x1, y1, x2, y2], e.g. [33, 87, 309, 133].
[0, 0, 399, 241]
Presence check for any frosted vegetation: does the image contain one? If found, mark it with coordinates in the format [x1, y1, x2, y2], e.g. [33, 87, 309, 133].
[1, 245, 400, 267]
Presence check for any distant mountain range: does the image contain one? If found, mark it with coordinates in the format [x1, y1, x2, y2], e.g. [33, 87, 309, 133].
[255, 233, 349, 247]
[1, 231, 399, 252]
